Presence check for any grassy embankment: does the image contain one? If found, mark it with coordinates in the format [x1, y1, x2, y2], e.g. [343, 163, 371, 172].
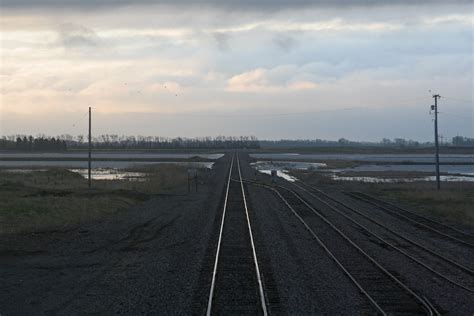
[0, 165, 204, 234]
[292, 169, 474, 228]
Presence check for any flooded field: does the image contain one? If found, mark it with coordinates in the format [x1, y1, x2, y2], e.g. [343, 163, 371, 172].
[250, 153, 474, 164]
[336, 164, 474, 175]
[0, 152, 224, 160]
[0, 161, 215, 169]
[0, 151, 221, 169]
[0, 161, 215, 181]
[330, 174, 474, 183]
[251, 160, 474, 183]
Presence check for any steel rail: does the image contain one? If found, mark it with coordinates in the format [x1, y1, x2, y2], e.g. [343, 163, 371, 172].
[275, 185, 437, 315]
[206, 155, 234, 316]
[242, 179, 435, 315]
[243, 180, 385, 314]
[291, 182, 473, 293]
[354, 191, 474, 238]
[346, 191, 474, 248]
[236, 157, 268, 316]
[298, 183, 474, 277]
[206, 155, 268, 315]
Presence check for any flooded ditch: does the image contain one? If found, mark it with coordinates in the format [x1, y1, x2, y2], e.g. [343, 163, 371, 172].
[251, 160, 474, 183]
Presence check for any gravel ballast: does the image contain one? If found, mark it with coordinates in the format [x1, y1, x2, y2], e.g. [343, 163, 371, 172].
[2, 153, 472, 314]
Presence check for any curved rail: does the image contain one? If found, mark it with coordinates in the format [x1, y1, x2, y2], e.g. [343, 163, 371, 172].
[346, 191, 474, 248]
[292, 182, 474, 293]
[206, 155, 268, 315]
[243, 179, 436, 315]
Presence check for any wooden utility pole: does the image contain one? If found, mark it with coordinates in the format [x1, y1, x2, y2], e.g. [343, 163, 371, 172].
[432, 95, 441, 190]
[88, 106, 92, 189]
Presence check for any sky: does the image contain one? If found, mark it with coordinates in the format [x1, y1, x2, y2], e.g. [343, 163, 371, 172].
[0, 0, 473, 141]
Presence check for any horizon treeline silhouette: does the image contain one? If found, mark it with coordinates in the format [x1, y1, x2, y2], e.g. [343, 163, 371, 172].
[1, 134, 473, 151]
[0, 135, 260, 151]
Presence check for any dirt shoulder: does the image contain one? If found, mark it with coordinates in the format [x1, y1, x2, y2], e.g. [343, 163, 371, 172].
[0, 164, 207, 234]
[0, 156, 230, 314]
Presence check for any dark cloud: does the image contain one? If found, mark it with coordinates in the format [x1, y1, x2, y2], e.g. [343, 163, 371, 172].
[1, 0, 470, 10]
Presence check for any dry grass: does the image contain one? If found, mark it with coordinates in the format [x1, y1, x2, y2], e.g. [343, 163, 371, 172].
[0, 165, 197, 234]
[367, 182, 474, 226]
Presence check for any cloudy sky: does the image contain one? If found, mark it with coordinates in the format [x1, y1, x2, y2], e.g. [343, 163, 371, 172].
[0, 0, 472, 141]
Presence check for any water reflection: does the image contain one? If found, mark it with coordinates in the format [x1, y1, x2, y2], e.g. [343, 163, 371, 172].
[69, 169, 147, 181]
[250, 160, 474, 183]
[0, 161, 215, 169]
[1, 161, 214, 181]
[257, 169, 297, 182]
[251, 161, 326, 182]
[250, 153, 474, 163]
[330, 174, 474, 183]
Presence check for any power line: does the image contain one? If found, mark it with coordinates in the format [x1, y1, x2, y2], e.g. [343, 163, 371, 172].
[65, 104, 472, 123]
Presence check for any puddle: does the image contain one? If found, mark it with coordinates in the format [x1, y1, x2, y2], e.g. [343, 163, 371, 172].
[251, 161, 326, 170]
[257, 169, 298, 182]
[251, 160, 325, 182]
[330, 174, 474, 183]
[334, 164, 474, 175]
[69, 169, 147, 181]
[0, 161, 215, 169]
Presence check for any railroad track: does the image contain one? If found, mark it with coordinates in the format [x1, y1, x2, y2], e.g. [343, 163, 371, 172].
[346, 191, 474, 248]
[206, 155, 267, 315]
[291, 182, 474, 293]
[244, 179, 437, 315]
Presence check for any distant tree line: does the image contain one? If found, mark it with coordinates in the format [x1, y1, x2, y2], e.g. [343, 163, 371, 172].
[0, 136, 67, 151]
[0, 135, 260, 151]
[1, 135, 473, 151]
[260, 136, 474, 148]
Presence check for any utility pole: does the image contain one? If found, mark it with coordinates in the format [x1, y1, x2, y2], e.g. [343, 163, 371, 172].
[432, 94, 441, 190]
[88, 106, 92, 189]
